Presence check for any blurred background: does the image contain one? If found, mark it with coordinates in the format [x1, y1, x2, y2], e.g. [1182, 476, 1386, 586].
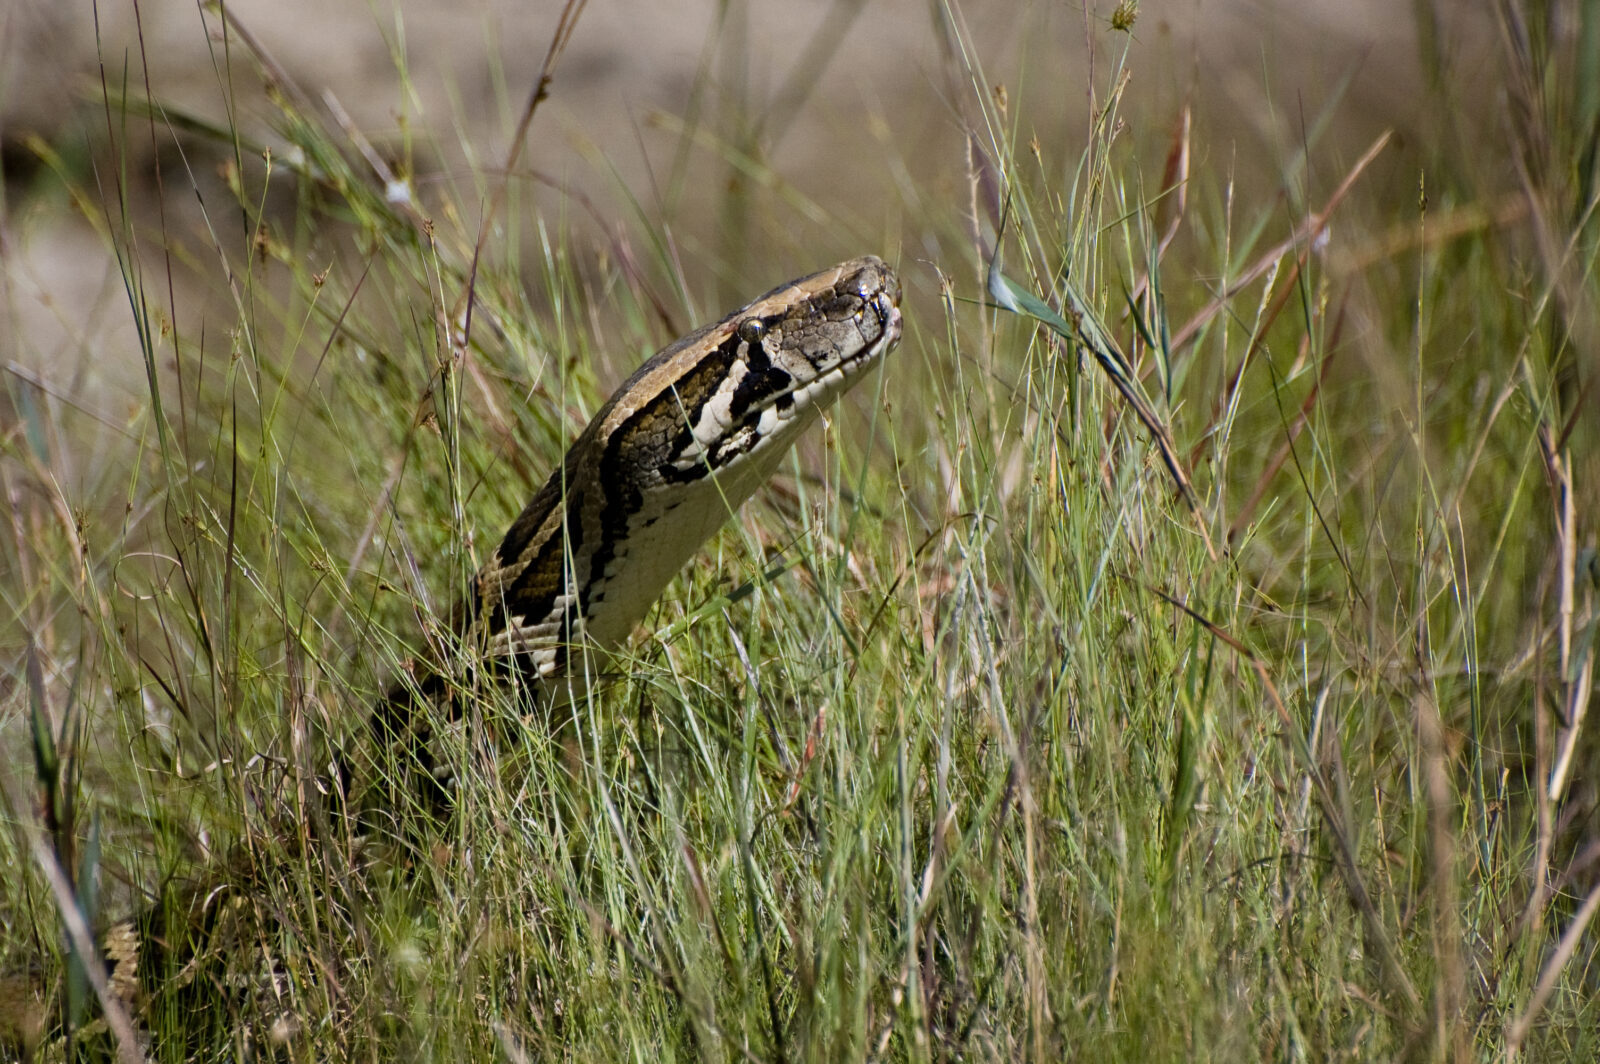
[3, 0, 1498, 417]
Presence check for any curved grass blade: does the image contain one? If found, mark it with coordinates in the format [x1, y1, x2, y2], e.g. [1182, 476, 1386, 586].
[986, 257, 1214, 557]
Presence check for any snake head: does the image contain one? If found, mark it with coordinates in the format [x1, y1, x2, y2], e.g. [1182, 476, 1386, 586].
[737, 254, 902, 394]
[677, 255, 901, 477]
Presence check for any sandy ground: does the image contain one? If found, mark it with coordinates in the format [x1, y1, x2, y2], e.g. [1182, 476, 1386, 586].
[1, 0, 1495, 414]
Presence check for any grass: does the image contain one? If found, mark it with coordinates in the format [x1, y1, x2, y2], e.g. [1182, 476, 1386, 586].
[3, 1, 1599, 1060]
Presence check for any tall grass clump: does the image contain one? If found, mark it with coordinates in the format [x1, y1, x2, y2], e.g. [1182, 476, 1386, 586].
[2, 1, 1597, 1060]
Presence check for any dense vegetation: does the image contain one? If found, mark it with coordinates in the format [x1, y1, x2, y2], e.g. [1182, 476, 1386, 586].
[3, 2, 1597, 1060]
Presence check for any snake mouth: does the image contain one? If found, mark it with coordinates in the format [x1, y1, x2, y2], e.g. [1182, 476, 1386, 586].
[849, 255, 902, 336]
[867, 290, 903, 361]
[779, 262, 901, 399]
[815, 255, 903, 377]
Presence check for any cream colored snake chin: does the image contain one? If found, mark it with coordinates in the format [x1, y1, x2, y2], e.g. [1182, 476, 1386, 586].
[368, 255, 904, 812]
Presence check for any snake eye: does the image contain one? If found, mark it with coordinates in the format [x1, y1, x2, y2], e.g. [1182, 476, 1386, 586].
[737, 318, 765, 346]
